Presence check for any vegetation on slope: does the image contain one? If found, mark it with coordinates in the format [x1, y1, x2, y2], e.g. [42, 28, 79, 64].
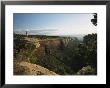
[14, 33, 97, 75]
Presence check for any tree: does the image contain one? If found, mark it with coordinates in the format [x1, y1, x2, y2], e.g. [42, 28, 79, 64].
[91, 13, 97, 26]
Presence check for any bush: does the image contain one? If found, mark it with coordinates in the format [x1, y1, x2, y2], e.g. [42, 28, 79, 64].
[30, 58, 37, 64]
[76, 65, 96, 75]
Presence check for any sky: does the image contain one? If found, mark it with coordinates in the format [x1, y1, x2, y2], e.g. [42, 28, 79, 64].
[13, 13, 97, 36]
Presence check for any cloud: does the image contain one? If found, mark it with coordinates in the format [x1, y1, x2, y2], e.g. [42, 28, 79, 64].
[14, 29, 59, 35]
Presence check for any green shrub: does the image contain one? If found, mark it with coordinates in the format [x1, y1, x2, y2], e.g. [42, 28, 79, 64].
[30, 58, 37, 64]
[77, 65, 96, 75]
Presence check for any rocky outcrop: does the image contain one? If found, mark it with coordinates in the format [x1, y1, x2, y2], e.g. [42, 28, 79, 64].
[15, 61, 58, 75]
[39, 39, 61, 55]
[24, 37, 73, 58]
[61, 37, 73, 47]
[36, 37, 73, 55]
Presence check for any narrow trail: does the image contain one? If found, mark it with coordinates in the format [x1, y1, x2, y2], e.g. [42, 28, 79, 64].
[19, 61, 58, 75]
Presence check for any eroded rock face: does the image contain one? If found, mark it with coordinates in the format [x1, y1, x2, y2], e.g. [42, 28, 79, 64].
[36, 39, 61, 55]
[24, 37, 73, 57]
[37, 37, 73, 56]
[62, 37, 73, 47]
